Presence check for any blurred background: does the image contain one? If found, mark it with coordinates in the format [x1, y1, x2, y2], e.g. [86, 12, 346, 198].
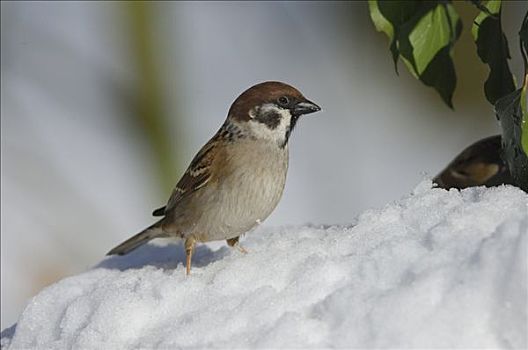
[1, 1, 527, 328]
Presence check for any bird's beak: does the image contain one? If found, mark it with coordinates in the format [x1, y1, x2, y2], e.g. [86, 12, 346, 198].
[292, 100, 321, 116]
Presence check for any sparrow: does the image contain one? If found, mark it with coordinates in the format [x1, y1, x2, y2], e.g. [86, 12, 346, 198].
[108, 81, 321, 274]
[433, 135, 514, 189]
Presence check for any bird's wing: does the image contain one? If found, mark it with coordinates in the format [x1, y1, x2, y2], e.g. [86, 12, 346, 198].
[160, 137, 219, 215]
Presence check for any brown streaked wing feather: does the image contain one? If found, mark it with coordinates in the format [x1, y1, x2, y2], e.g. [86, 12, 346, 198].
[164, 138, 218, 213]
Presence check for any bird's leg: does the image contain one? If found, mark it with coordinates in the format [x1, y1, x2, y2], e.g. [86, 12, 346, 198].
[226, 236, 248, 254]
[184, 237, 196, 275]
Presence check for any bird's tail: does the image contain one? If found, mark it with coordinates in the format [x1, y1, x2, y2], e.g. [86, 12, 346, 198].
[107, 220, 165, 256]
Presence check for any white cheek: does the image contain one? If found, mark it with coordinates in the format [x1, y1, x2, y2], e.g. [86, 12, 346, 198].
[247, 105, 291, 145]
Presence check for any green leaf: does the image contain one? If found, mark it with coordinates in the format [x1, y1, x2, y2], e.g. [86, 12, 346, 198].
[419, 46, 457, 108]
[493, 11, 528, 192]
[369, 1, 462, 108]
[368, 0, 400, 71]
[471, 0, 501, 40]
[398, 3, 462, 108]
[368, 0, 394, 41]
[495, 87, 528, 191]
[472, 0, 516, 105]
[522, 80, 527, 155]
[409, 4, 460, 75]
[520, 12, 528, 156]
[376, 0, 427, 72]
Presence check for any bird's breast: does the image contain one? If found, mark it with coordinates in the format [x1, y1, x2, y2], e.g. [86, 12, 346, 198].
[193, 141, 288, 241]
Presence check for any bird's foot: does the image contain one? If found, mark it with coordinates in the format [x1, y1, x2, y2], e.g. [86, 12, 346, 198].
[226, 237, 248, 254]
[234, 243, 248, 254]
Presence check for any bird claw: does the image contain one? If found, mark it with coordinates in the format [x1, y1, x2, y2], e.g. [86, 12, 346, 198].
[233, 243, 248, 254]
[226, 237, 248, 254]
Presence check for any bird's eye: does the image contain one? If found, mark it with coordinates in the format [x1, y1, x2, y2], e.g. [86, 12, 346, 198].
[278, 96, 289, 106]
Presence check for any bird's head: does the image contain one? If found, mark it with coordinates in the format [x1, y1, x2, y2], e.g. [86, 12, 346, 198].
[226, 81, 321, 147]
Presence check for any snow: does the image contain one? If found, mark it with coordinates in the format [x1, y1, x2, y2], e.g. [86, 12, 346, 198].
[2, 181, 527, 349]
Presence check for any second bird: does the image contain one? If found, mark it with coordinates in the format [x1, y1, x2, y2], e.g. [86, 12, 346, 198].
[108, 81, 321, 274]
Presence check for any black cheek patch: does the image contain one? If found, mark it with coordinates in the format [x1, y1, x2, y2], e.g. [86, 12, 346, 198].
[256, 109, 281, 130]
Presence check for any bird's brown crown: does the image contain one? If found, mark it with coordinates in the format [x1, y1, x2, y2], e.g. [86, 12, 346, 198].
[228, 81, 305, 121]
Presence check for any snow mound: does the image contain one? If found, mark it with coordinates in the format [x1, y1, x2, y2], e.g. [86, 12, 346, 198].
[2, 181, 527, 349]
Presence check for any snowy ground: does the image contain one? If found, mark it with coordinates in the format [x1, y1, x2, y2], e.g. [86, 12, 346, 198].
[1, 181, 527, 349]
